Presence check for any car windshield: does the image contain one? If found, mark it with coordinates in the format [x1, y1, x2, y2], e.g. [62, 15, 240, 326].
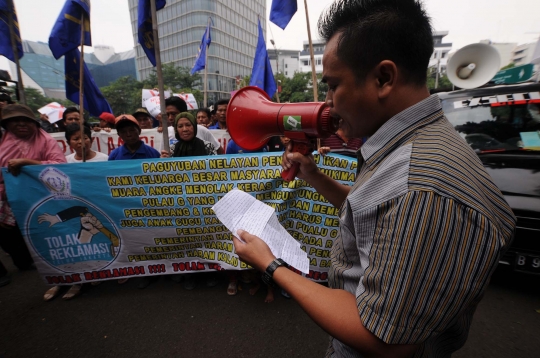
[441, 93, 540, 153]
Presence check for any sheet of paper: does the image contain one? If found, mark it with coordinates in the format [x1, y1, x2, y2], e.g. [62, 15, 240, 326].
[212, 189, 310, 273]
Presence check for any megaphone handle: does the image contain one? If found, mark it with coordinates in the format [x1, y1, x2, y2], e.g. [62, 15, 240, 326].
[281, 140, 312, 182]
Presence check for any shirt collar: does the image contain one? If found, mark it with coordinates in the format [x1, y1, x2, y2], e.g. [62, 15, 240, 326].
[120, 140, 144, 156]
[360, 94, 444, 169]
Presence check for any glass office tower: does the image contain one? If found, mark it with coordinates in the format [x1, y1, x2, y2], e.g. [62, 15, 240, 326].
[128, 0, 266, 105]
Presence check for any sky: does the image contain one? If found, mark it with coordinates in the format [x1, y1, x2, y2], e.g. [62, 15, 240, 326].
[1, 0, 540, 74]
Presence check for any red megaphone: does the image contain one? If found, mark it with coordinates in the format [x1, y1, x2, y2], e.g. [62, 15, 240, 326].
[227, 86, 337, 181]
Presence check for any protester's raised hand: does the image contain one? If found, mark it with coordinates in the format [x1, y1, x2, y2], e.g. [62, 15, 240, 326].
[282, 143, 319, 180]
[157, 127, 163, 133]
[232, 229, 275, 272]
[39, 113, 50, 122]
[81, 213, 102, 235]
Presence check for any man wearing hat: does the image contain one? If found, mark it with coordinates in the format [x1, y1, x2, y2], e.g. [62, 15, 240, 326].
[132, 108, 154, 129]
[95, 112, 115, 132]
[0, 104, 66, 287]
[108, 114, 160, 160]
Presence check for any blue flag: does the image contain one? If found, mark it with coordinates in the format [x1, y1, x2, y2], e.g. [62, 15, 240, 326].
[65, 48, 112, 117]
[190, 21, 212, 75]
[138, 0, 166, 67]
[0, 0, 23, 62]
[49, 0, 92, 60]
[269, 0, 297, 30]
[249, 19, 277, 99]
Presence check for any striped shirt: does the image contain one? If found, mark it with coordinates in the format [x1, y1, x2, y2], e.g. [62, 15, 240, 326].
[326, 95, 516, 358]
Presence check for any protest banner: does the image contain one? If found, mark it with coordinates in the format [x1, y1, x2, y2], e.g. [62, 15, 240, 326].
[172, 93, 198, 110]
[50, 129, 230, 156]
[141, 89, 170, 107]
[37, 102, 65, 124]
[4, 153, 357, 284]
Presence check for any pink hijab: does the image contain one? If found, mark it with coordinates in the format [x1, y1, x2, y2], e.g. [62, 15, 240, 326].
[0, 127, 66, 225]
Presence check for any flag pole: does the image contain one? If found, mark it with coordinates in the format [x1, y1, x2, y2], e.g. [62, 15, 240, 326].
[7, 0, 25, 105]
[150, 0, 170, 153]
[79, 13, 86, 162]
[304, 0, 318, 102]
[203, 17, 210, 108]
[303, 0, 320, 149]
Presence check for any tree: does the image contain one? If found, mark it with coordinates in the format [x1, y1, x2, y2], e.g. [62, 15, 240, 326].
[500, 63, 515, 71]
[22, 87, 72, 114]
[426, 70, 452, 91]
[100, 76, 144, 115]
[143, 63, 201, 90]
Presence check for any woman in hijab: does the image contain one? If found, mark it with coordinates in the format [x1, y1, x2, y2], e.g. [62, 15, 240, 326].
[0, 104, 66, 287]
[160, 112, 217, 158]
[160, 112, 217, 290]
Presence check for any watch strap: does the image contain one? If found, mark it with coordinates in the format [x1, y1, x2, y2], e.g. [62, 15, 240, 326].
[262, 258, 288, 287]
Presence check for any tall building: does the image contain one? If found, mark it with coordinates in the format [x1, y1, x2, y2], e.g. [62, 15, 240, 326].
[479, 40, 517, 69]
[268, 49, 299, 79]
[299, 39, 325, 74]
[9, 40, 137, 100]
[128, 0, 266, 105]
[511, 42, 537, 66]
[429, 31, 452, 74]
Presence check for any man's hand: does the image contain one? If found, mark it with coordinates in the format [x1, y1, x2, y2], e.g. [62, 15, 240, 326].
[39, 113, 50, 122]
[38, 213, 61, 227]
[160, 150, 170, 158]
[157, 126, 163, 133]
[282, 143, 320, 180]
[232, 229, 276, 272]
[318, 146, 331, 156]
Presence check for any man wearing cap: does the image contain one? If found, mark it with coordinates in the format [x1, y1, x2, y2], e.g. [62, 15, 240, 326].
[95, 112, 115, 132]
[132, 108, 154, 129]
[108, 115, 160, 160]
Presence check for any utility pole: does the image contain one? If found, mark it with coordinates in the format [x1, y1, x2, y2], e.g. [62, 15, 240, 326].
[269, 39, 280, 103]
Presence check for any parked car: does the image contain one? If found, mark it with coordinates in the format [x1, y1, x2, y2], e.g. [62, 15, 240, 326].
[437, 82, 540, 274]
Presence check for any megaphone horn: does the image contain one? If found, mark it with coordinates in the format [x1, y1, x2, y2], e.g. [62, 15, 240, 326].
[447, 43, 501, 89]
[227, 86, 338, 181]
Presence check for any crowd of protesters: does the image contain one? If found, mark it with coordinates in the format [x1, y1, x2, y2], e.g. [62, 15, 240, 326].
[0, 92, 359, 303]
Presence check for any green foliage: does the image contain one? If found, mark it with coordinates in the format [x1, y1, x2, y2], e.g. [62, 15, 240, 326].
[100, 75, 144, 115]
[21, 87, 72, 114]
[143, 63, 201, 90]
[500, 63, 515, 71]
[426, 70, 453, 90]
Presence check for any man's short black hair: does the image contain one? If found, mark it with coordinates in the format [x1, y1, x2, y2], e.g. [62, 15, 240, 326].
[216, 99, 229, 108]
[165, 96, 188, 112]
[65, 122, 91, 142]
[62, 107, 79, 121]
[318, 0, 433, 85]
[196, 108, 211, 118]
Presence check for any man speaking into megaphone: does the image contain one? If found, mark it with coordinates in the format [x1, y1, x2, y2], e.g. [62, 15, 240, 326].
[231, 0, 516, 357]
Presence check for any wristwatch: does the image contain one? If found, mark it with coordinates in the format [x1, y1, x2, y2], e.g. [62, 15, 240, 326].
[262, 258, 288, 287]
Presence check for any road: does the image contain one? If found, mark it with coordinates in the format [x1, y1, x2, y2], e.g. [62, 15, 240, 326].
[1, 252, 539, 358]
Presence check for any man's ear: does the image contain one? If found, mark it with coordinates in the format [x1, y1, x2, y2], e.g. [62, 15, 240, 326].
[374, 60, 397, 99]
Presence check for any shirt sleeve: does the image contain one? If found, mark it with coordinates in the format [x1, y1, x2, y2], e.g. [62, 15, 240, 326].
[357, 190, 503, 344]
[42, 135, 67, 164]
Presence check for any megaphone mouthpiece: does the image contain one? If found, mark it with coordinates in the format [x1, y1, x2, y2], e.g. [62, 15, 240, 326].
[457, 63, 476, 79]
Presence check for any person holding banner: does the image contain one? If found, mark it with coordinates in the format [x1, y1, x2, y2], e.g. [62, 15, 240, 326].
[232, 1, 516, 357]
[160, 111, 218, 289]
[162, 96, 223, 155]
[132, 108, 154, 130]
[108, 115, 160, 161]
[64, 123, 108, 163]
[93, 112, 115, 132]
[0, 104, 66, 277]
[208, 99, 229, 130]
